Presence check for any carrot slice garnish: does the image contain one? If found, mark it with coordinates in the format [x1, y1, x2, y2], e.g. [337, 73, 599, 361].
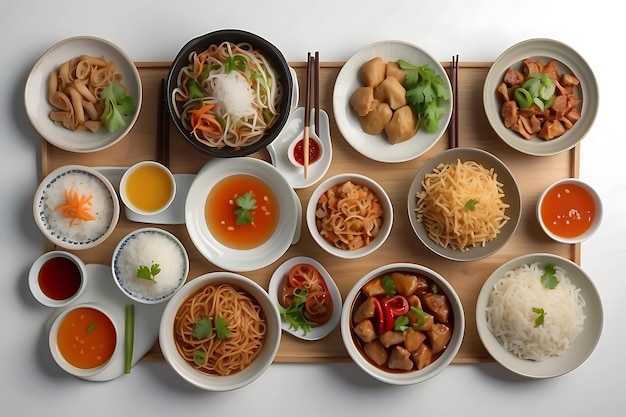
[55, 188, 96, 226]
[190, 103, 221, 139]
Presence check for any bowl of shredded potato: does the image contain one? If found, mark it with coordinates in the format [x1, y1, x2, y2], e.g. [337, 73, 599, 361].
[483, 38, 598, 156]
[407, 147, 521, 261]
[25, 36, 142, 152]
[166, 29, 293, 158]
[306, 173, 393, 259]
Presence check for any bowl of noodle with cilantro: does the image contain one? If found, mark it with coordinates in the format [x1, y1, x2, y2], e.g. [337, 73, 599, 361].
[159, 271, 281, 391]
[166, 29, 293, 157]
[407, 147, 521, 262]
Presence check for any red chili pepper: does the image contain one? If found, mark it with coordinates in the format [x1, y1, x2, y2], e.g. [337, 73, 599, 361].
[381, 295, 409, 332]
[372, 297, 385, 334]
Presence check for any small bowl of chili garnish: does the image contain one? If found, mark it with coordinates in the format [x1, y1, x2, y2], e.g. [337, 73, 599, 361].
[537, 178, 602, 244]
[287, 130, 324, 168]
[29, 250, 87, 307]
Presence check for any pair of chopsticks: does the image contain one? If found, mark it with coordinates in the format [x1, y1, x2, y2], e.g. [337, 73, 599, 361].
[449, 55, 459, 149]
[303, 51, 320, 179]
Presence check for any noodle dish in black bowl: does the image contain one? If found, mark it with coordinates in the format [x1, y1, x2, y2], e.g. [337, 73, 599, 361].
[166, 29, 293, 158]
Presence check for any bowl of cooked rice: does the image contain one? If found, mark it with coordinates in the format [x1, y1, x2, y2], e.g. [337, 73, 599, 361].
[25, 36, 142, 153]
[306, 173, 393, 259]
[341, 262, 465, 385]
[33, 165, 120, 250]
[166, 29, 293, 158]
[112, 227, 189, 304]
[159, 271, 282, 391]
[407, 147, 521, 262]
[475, 253, 603, 378]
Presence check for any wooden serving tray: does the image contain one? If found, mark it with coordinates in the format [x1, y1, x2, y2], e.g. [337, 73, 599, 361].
[41, 61, 580, 364]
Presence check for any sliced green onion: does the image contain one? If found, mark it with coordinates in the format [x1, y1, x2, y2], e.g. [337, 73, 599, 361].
[514, 88, 533, 109]
[125, 304, 135, 374]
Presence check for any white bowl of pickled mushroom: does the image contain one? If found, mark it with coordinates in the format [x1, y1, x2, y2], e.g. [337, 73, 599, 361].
[341, 262, 464, 385]
[25, 36, 142, 152]
[483, 38, 598, 156]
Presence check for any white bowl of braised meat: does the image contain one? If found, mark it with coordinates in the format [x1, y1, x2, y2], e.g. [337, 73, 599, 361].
[483, 38, 598, 156]
[341, 263, 464, 385]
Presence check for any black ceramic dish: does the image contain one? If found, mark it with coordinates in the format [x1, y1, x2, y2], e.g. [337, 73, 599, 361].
[166, 29, 293, 158]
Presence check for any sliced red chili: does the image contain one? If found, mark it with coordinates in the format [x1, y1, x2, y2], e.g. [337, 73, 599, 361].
[372, 297, 385, 334]
[381, 295, 409, 332]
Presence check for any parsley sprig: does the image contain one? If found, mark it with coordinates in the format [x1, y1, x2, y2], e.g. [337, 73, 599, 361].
[234, 192, 257, 226]
[192, 315, 231, 366]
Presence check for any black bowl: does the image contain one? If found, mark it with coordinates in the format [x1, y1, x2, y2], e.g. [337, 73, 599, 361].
[166, 29, 293, 158]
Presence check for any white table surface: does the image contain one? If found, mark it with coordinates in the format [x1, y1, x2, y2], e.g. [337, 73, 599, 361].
[2, 1, 622, 415]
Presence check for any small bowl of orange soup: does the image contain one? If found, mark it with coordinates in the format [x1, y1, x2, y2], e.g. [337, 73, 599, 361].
[120, 161, 176, 216]
[537, 178, 602, 244]
[185, 157, 299, 272]
[49, 303, 120, 378]
[29, 250, 87, 307]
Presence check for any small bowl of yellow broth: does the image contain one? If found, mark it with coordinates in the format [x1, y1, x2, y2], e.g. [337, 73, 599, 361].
[120, 161, 176, 216]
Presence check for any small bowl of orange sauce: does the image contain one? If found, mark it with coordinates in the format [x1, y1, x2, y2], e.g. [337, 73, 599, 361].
[537, 178, 602, 244]
[120, 161, 176, 216]
[29, 250, 87, 307]
[48, 302, 120, 378]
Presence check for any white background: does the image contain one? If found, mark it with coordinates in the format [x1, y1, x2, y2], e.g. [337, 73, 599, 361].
[1, 1, 623, 415]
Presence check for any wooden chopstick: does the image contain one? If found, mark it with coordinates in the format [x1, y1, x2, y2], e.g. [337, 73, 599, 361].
[449, 55, 459, 149]
[314, 51, 320, 137]
[158, 78, 170, 167]
[303, 53, 313, 179]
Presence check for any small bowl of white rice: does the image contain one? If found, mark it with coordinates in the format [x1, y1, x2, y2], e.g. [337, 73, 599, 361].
[112, 227, 189, 304]
[475, 253, 603, 378]
[33, 165, 120, 250]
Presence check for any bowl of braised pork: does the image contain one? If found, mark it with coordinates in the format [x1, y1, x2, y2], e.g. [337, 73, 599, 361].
[483, 38, 598, 156]
[341, 262, 464, 385]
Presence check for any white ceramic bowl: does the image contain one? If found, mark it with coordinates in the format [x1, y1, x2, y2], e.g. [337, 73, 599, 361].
[120, 161, 176, 216]
[159, 272, 282, 391]
[537, 178, 602, 244]
[25, 36, 142, 152]
[341, 262, 465, 385]
[483, 38, 598, 156]
[333, 40, 452, 163]
[48, 302, 122, 379]
[407, 147, 521, 262]
[112, 227, 189, 304]
[475, 253, 603, 378]
[33, 165, 120, 250]
[29, 250, 87, 307]
[306, 173, 393, 259]
[185, 157, 299, 272]
[268, 256, 342, 341]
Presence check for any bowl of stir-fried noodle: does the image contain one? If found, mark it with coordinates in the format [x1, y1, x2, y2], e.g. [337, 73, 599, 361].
[166, 29, 293, 157]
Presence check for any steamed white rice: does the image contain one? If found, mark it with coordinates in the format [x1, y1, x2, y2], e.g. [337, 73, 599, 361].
[486, 262, 586, 361]
[115, 231, 187, 301]
[42, 171, 114, 242]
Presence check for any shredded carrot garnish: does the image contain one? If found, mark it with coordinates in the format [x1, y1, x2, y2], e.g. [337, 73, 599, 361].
[190, 103, 221, 139]
[55, 188, 96, 226]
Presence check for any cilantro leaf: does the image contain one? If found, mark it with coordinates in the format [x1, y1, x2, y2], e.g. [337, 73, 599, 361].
[278, 288, 314, 336]
[234, 192, 257, 226]
[532, 307, 546, 327]
[464, 199, 478, 211]
[136, 263, 160, 283]
[99, 81, 136, 132]
[193, 317, 214, 339]
[398, 59, 450, 134]
[193, 350, 207, 366]
[541, 264, 559, 289]
[215, 315, 231, 339]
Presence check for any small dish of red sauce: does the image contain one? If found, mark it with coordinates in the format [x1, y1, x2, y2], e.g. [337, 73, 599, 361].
[537, 178, 603, 244]
[287, 130, 324, 168]
[29, 250, 87, 307]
